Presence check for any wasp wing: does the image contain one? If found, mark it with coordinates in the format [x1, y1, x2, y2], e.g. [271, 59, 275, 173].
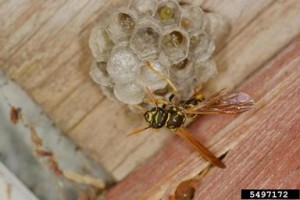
[176, 128, 225, 168]
[185, 89, 255, 114]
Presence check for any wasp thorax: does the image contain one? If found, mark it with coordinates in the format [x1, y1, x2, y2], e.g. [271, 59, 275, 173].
[166, 106, 186, 130]
[144, 107, 168, 129]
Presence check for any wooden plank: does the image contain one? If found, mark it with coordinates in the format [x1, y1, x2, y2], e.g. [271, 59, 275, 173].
[2, 0, 125, 90]
[1, 0, 300, 181]
[71, 0, 300, 180]
[106, 36, 300, 200]
[0, 0, 70, 61]
[1, 0, 273, 127]
[51, 79, 104, 131]
[201, 0, 273, 42]
[206, 0, 300, 92]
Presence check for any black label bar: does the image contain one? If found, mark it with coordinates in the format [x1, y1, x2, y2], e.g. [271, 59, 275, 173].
[241, 189, 300, 199]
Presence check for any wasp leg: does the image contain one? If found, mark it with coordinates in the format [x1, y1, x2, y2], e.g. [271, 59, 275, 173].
[193, 83, 203, 96]
[144, 87, 170, 106]
[144, 98, 169, 105]
[162, 103, 168, 109]
[127, 126, 151, 136]
[169, 93, 175, 102]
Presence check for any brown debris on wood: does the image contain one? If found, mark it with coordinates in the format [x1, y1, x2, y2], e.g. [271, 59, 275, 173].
[7, 104, 106, 191]
[63, 170, 105, 190]
[9, 106, 21, 125]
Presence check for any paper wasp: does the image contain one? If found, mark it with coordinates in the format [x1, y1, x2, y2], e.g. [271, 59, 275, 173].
[128, 62, 255, 168]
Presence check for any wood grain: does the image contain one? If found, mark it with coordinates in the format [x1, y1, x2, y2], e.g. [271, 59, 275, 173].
[206, 0, 300, 92]
[106, 36, 300, 200]
[0, 0, 300, 180]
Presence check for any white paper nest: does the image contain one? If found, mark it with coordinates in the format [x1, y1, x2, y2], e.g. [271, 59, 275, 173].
[89, 0, 227, 105]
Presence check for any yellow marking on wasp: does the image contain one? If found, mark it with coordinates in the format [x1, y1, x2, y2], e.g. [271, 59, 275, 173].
[155, 111, 159, 124]
[146, 112, 153, 122]
[164, 113, 171, 128]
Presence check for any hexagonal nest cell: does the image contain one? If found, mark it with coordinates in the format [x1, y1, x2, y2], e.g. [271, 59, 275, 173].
[89, 0, 228, 106]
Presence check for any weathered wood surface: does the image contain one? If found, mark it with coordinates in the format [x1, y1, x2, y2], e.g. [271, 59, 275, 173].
[106, 37, 300, 200]
[0, 0, 300, 181]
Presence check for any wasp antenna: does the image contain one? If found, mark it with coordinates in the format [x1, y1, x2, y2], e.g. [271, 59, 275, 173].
[145, 87, 156, 102]
[145, 86, 159, 107]
[127, 126, 151, 136]
[176, 128, 225, 168]
[145, 61, 178, 94]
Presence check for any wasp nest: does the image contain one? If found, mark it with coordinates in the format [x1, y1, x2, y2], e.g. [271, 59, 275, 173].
[89, 0, 227, 105]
